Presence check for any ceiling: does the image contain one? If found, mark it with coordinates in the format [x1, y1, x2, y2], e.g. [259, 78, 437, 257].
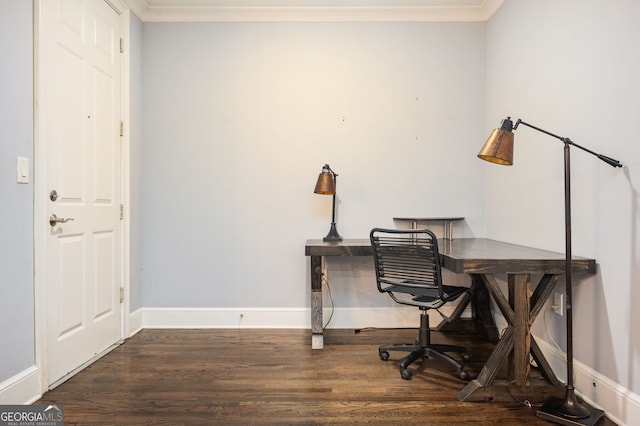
[126, 0, 506, 22]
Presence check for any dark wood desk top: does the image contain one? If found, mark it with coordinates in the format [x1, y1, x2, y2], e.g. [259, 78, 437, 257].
[305, 238, 596, 275]
[305, 239, 372, 256]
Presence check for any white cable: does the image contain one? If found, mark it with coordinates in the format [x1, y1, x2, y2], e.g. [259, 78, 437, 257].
[322, 262, 335, 330]
[543, 305, 566, 359]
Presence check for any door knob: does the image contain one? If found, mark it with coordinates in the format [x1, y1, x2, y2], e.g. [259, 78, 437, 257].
[49, 214, 74, 227]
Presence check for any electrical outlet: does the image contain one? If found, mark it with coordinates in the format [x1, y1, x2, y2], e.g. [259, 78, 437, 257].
[553, 292, 564, 316]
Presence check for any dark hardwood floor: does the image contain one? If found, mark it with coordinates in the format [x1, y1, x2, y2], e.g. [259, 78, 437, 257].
[37, 328, 617, 425]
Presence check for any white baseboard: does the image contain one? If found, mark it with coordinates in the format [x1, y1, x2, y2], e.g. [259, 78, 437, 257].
[0, 366, 41, 405]
[135, 306, 419, 330]
[323, 306, 419, 329]
[536, 335, 639, 426]
[128, 307, 144, 336]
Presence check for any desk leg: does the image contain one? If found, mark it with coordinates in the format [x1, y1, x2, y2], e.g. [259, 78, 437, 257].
[435, 275, 499, 342]
[458, 326, 514, 401]
[473, 275, 500, 342]
[510, 274, 531, 386]
[310, 255, 324, 349]
[458, 273, 565, 402]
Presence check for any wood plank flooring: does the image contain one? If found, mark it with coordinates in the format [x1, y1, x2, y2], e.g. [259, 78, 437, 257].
[37, 328, 616, 425]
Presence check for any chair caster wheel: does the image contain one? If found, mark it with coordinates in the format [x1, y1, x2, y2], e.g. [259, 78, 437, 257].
[458, 369, 470, 381]
[379, 351, 389, 361]
[400, 368, 412, 380]
[462, 353, 472, 362]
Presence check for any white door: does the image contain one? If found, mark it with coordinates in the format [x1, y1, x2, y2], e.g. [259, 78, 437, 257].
[38, 0, 123, 386]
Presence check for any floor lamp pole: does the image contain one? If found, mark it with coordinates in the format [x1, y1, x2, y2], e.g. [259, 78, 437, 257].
[537, 142, 605, 425]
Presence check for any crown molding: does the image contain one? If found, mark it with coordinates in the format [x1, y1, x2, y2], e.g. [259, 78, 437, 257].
[125, 0, 505, 22]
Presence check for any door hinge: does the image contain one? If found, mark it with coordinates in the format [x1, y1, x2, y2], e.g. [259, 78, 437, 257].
[120, 121, 124, 137]
[120, 287, 125, 303]
[120, 204, 124, 220]
[120, 38, 124, 53]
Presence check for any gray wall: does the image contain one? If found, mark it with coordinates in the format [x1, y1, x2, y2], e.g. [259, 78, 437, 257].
[140, 22, 487, 309]
[5, 2, 638, 420]
[0, 0, 35, 383]
[484, 0, 640, 411]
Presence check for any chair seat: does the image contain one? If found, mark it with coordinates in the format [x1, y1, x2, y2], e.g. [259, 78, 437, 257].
[383, 284, 467, 304]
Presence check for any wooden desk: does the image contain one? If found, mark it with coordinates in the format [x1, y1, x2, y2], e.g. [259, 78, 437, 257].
[304, 238, 596, 402]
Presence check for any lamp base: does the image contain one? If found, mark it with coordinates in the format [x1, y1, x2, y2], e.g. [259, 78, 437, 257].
[537, 397, 604, 426]
[323, 223, 342, 242]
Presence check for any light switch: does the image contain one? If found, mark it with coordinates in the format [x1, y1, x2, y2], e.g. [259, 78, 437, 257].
[17, 157, 29, 184]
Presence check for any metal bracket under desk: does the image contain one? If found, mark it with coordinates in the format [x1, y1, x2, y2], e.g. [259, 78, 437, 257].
[393, 217, 464, 240]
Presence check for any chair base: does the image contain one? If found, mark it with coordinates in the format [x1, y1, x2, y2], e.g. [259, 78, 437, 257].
[378, 310, 470, 380]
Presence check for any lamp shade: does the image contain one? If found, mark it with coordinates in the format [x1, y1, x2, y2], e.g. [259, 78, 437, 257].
[478, 117, 515, 166]
[314, 166, 336, 194]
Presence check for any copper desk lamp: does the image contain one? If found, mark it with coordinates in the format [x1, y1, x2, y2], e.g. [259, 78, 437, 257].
[314, 164, 342, 242]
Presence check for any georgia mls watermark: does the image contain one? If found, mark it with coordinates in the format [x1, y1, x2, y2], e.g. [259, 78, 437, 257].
[0, 405, 63, 426]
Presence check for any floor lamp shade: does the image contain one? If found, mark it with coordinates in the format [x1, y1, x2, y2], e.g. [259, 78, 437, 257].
[477, 117, 515, 165]
[478, 117, 621, 426]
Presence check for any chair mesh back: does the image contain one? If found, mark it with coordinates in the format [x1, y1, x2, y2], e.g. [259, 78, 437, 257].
[370, 228, 443, 298]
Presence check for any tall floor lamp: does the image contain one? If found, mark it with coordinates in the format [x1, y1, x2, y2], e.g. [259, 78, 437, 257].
[478, 117, 621, 426]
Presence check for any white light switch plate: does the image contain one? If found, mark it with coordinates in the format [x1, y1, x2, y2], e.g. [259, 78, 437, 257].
[17, 157, 29, 183]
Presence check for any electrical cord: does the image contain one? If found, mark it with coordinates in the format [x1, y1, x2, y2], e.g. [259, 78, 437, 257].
[505, 379, 542, 408]
[321, 262, 335, 330]
[543, 305, 566, 357]
[354, 327, 415, 334]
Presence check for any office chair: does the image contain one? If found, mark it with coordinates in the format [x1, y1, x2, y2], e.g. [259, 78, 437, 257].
[370, 228, 471, 380]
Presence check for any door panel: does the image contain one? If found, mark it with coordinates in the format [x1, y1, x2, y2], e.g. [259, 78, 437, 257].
[58, 235, 85, 337]
[39, 0, 122, 386]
